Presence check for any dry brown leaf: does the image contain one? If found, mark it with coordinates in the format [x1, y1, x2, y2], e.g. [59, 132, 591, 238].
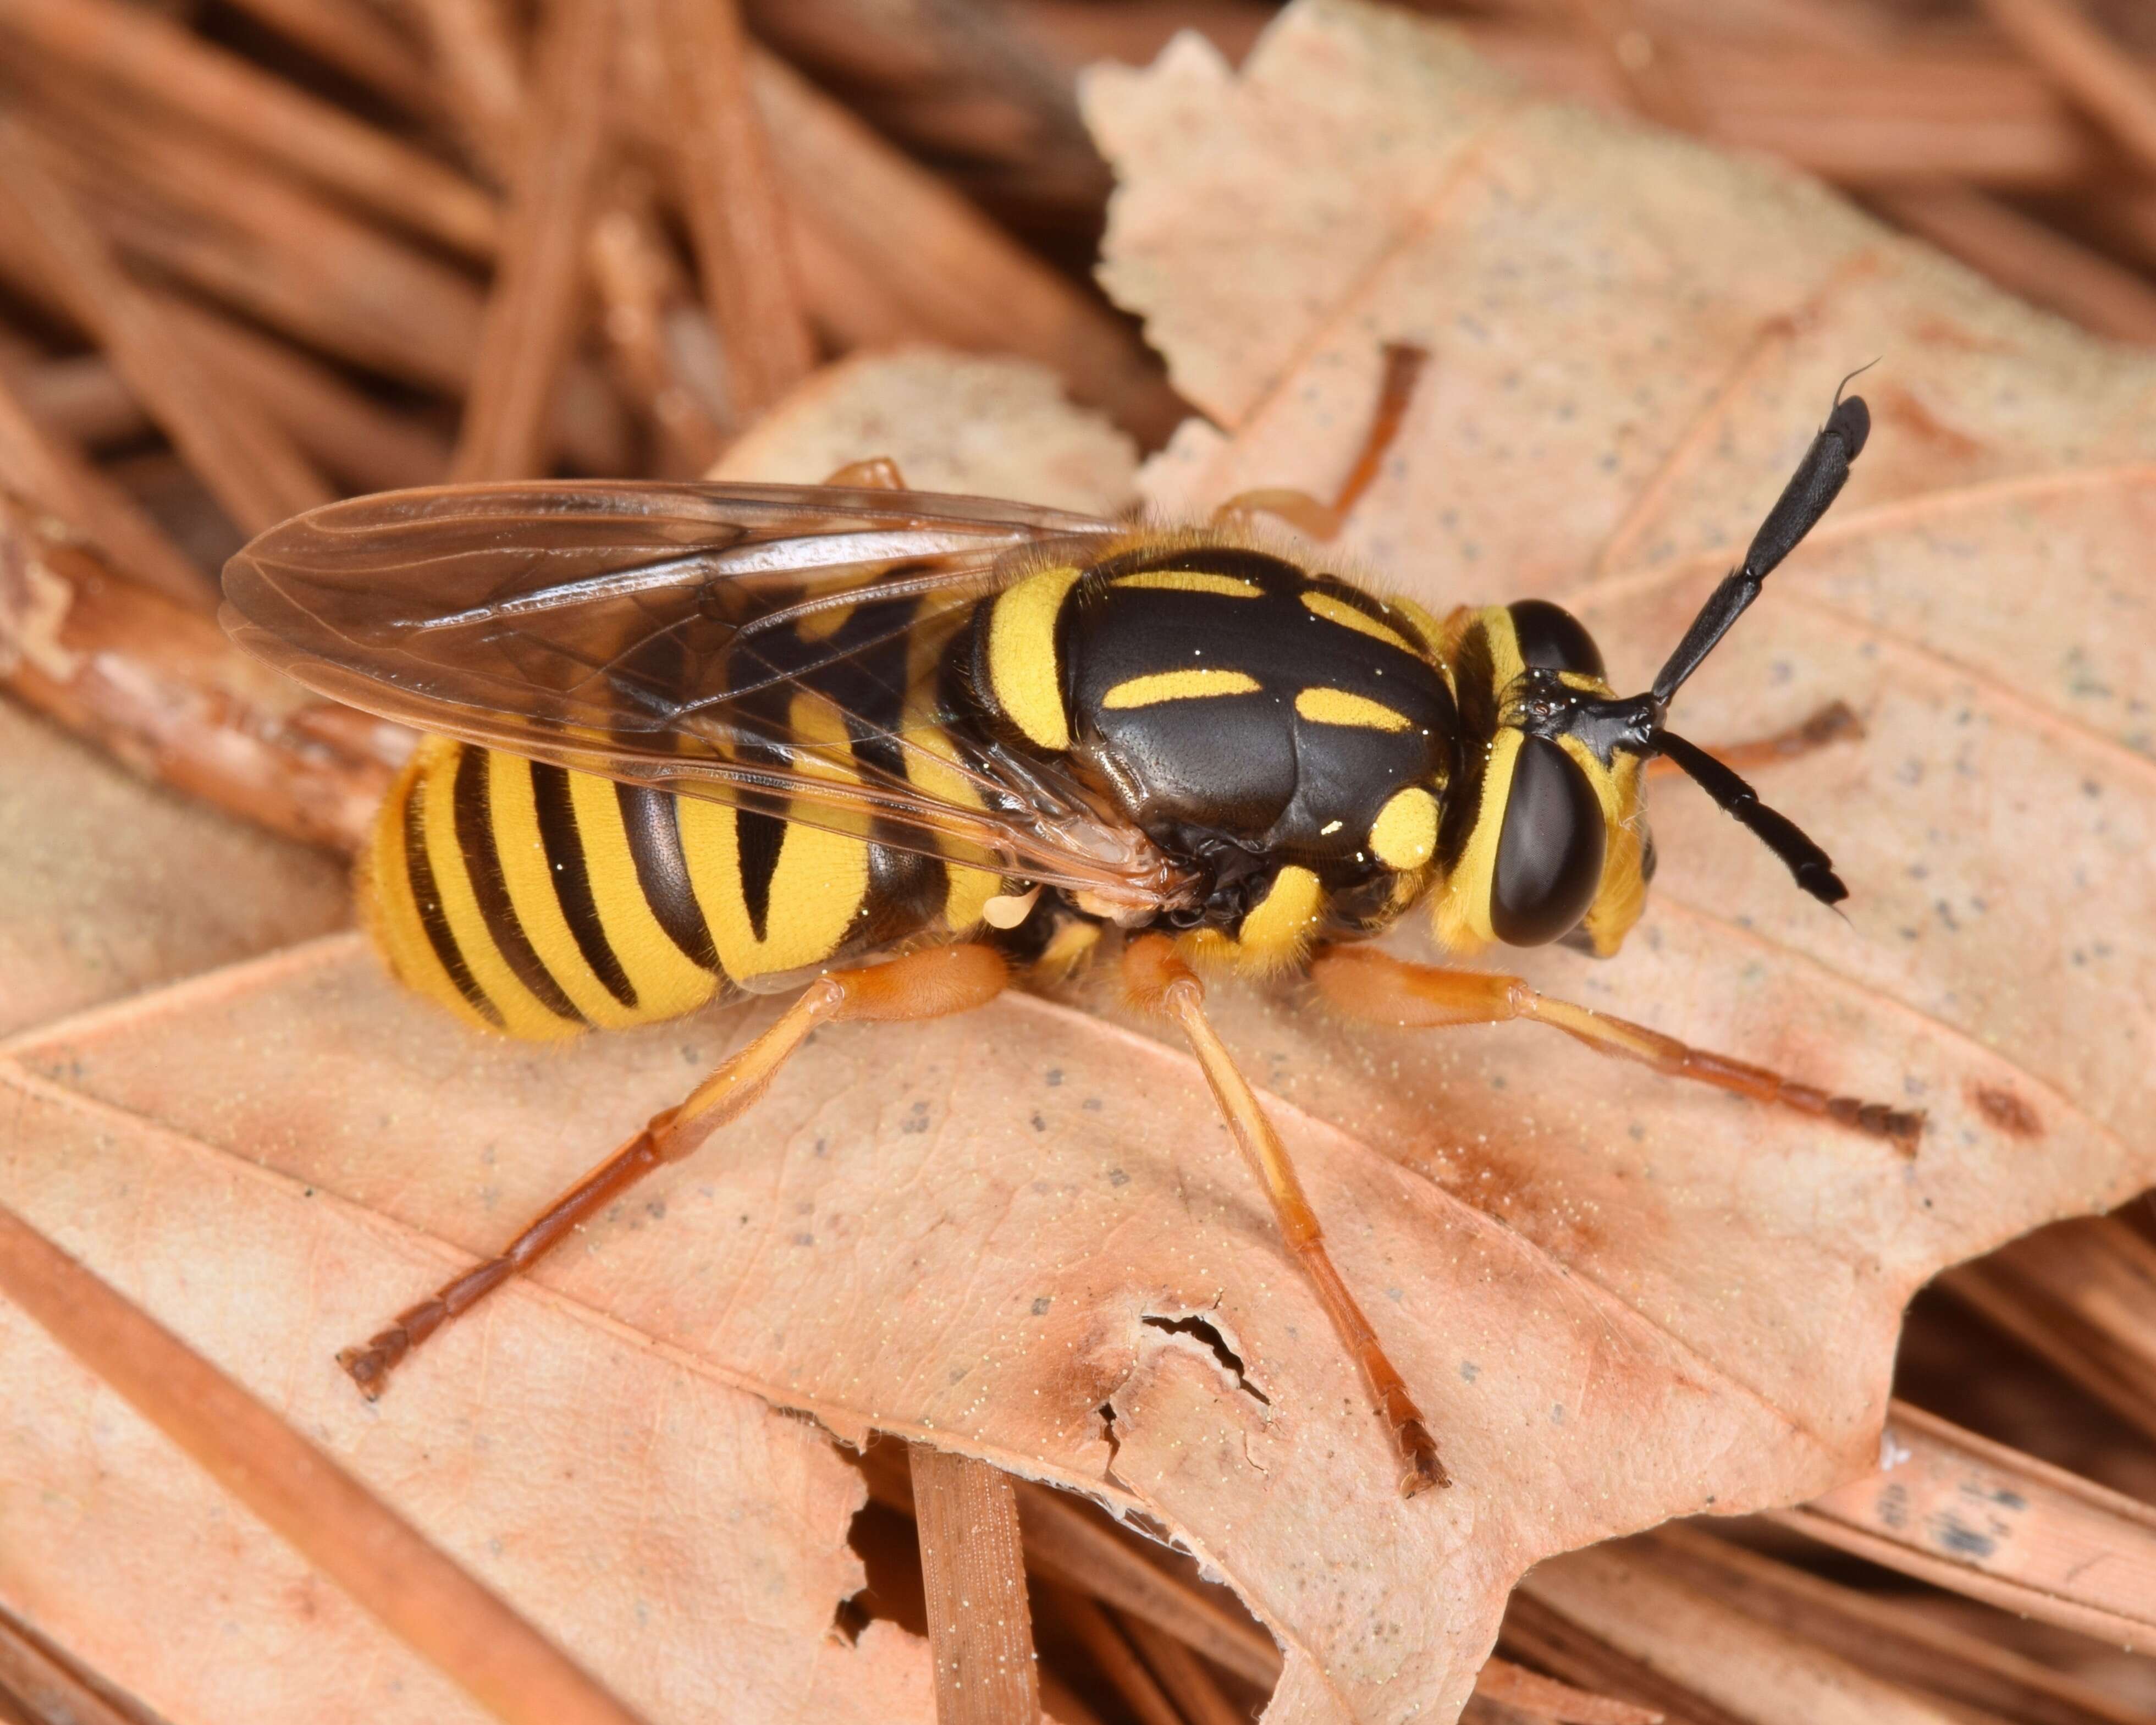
[8, 3, 2156, 1721]
[707, 345, 1140, 510]
[0, 699, 348, 1038]
[0, 348, 1143, 1724]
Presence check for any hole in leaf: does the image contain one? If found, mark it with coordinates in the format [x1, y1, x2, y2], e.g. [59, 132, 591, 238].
[1142, 1313, 1271, 1405]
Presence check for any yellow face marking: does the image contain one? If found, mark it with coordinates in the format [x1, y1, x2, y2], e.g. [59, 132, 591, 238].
[986, 564, 1084, 749]
[1103, 669, 1261, 710]
[1369, 785, 1438, 870]
[1562, 740, 1648, 959]
[1431, 728, 1524, 953]
[1111, 570, 1262, 598]
[1235, 866, 1324, 967]
[1295, 687, 1412, 731]
[1301, 590, 1415, 654]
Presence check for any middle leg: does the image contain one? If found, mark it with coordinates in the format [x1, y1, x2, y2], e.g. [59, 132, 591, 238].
[1124, 934, 1448, 1497]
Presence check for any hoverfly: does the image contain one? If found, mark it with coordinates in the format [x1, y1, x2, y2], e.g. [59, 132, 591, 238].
[222, 349, 1917, 1496]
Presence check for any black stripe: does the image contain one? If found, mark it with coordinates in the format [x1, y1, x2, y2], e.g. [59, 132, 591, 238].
[404, 765, 503, 1028]
[531, 763, 638, 1008]
[454, 751, 585, 1024]
[616, 783, 720, 971]
[736, 808, 785, 944]
[1453, 619, 1499, 742]
[1087, 544, 1304, 587]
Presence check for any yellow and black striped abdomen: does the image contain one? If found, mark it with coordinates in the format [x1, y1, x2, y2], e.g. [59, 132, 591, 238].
[361, 736, 981, 1039]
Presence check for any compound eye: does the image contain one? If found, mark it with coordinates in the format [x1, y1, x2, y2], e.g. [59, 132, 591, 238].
[1491, 735, 1606, 945]
[1508, 599, 1605, 680]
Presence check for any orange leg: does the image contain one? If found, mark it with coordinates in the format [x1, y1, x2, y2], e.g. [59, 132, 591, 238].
[1212, 343, 1429, 541]
[1124, 934, 1448, 1497]
[1310, 945, 1923, 1152]
[340, 944, 1008, 1396]
[1647, 699, 1862, 780]
[822, 456, 907, 489]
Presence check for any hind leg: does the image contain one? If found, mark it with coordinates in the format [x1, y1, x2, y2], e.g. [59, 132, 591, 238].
[340, 944, 1008, 1395]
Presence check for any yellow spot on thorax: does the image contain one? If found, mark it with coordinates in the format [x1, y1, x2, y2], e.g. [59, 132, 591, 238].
[1300, 590, 1415, 654]
[1180, 866, 1325, 974]
[1103, 669, 1261, 709]
[1294, 687, 1411, 731]
[1111, 570, 1262, 598]
[1370, 786, 1437, 869]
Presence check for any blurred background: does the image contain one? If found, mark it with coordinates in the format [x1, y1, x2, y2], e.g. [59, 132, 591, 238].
[5, 2, 2156, 1723]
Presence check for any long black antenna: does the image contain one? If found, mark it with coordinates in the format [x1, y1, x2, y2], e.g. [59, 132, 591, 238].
[1651, 387, 1871, 708]
[1650, 730, 1848, 906]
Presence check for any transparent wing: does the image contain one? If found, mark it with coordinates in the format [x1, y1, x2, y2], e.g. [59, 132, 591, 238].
[222, 480, 1185, 907]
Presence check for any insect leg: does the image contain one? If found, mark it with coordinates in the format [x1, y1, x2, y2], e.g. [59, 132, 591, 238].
[1645, 698, 1861, 779]
[339, 943, 1008, 1397]
[1310, 945, 1923, 1151]
[1210, 342, 1430, 541]
[1123, 934, 1448, 1497]
[821, 456, 907, 489]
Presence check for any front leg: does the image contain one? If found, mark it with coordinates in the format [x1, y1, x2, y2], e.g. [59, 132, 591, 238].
[1310, 945, 1923, 1152]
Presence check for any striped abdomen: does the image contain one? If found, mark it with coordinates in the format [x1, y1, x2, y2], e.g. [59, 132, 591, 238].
[362, 737, 1000, 1039]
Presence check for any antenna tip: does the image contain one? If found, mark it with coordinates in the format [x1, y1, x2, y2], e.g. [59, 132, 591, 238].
[1802, 862, 1850, 907]
[1827, 394, 1870, 460]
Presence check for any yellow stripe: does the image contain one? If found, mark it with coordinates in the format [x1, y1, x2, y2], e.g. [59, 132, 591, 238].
[1300, 590, 1414, 654]
[677, 688, 869, 983]
[1032, 916, 1101, 980]
[1103, 669, 1261, 709]
[1433, 729, 1523, 952]
[943, 862, 1003, 932]
[417, 744, 576, 1040]
[1562, 739, 1647, 960]
[1369, 785, 1438, 870]
[1111, 570, 1261, 598]
[1295, 687, 1411, 731]
[485, 753, 642, 1028]
[904, 722, 1006, 932]
[1387, 594, 1450, 659]
[795, 600, 856, 643]
[986, 564, 1083, 749]
[1238, 866, 1324, 966]
[360, 746, 495, 1034]
[679, 800, 870, 981]
[793, 566, 881, 643]
[1473, 605, 1526, 692]
[564, 769, 721, 1021]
